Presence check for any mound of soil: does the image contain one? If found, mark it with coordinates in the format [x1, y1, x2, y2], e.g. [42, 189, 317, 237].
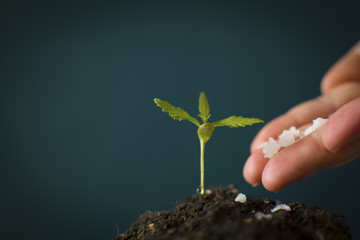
[115, 185, 351, 240]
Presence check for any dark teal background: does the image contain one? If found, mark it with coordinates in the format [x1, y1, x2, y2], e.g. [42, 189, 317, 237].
[1, 1, 359, 239]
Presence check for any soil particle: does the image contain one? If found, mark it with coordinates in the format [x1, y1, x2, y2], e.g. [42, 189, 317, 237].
[115, 185, 351, 240]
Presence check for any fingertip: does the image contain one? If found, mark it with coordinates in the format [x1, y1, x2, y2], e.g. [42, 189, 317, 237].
[261, 156, 287, 192]
[243, 155, 259, 186]
[261, 174, 281, 192]
[322, 98, 360, 152]
[243, 150, 268, 187]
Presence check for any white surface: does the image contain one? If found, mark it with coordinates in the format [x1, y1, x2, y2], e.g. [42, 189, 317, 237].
[262, 137, 280, 158]
[271, 204, 291, 213]
[235, 193, 247, 203]
[254, 212, 272, 219]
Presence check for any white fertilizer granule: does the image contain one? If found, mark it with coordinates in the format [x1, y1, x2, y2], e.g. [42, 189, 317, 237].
[289, 126, 301, 137]
[262, 117, 328, 158]
[301, 117, 328, 137]
[271, 204, 291, 213]
[278, 129, 296, 147]
[235, 193, 247, 203]
[205, 189, 213, 194]
[254, 212, 272, 220]
[263, 137, 280, 158]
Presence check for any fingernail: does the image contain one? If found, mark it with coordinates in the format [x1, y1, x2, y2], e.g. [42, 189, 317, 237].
[252, 183, 260, 187]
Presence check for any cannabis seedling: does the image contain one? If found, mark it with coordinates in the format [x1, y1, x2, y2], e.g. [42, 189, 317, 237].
[154, 92, 263, 195]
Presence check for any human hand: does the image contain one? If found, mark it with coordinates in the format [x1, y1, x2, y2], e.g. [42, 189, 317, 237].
[243, 41, 360, 192]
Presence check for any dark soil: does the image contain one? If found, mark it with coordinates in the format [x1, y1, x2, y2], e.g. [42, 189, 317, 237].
[115, 185, 351, 240]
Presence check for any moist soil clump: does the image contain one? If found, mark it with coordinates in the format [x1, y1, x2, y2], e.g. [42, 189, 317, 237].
[116, 185, 351, 240]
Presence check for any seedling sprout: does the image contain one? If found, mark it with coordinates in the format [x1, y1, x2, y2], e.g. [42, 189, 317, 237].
[154, 92, 263, 195]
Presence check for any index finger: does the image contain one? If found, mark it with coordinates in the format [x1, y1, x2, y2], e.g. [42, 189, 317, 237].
[251, 82, 360, 152]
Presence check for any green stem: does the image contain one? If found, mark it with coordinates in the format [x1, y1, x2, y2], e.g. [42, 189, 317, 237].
[200, 140, 205, 195]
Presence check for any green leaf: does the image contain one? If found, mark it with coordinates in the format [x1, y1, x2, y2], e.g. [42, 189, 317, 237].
[198, 92, 211, 123]
[213, 116, 264, 128]
[154, 98, 200, 126]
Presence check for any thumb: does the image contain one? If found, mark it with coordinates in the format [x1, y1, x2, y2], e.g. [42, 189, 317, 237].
[322, 97, 360, 153]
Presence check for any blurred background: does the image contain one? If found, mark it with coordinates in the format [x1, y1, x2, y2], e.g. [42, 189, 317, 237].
[1, 1, 359, 239]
